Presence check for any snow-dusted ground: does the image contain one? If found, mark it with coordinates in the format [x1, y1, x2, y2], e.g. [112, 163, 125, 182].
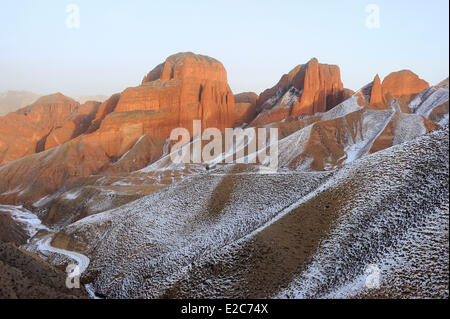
[56, 168, 332, 298]
[277, 125, 449, 299]
[33, 232, 101, 299]
[7, 82, 447, 299]
[36, 234, 90, 274]
[323, 201, 449, 299]
[319, 95, 363, 121]
[0, 205, 90, 275]
[50, 124, 448, 299]
[274, 107, 434, 171]
[409, 87, 449, 119]
[0, 205, 48, 240]
[0, 203, 101, 298]
[164, 87, 446, 173]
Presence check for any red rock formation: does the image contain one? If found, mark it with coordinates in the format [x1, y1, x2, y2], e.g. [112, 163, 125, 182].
[142, 63, 165, 83]
[369, 74, 384, 107]
[277, 110, 439, 171]
[0, 53, 240, 204]
[381, 70, 429, 99]
[45, 101, 101, 150]
[0, 52, 442, 210]
[235, 92, 259, 105]
[142, 53, 227, 84]
[365, 70, 430, 110]
[0, 128, 165, 204]
[44, 121, 78, 150]
[256, 64, 303, 113]
[293, 58, 347, 115]
[86, 93, 121, 133]
[253, 58, 350, 126]
[0, 93, 79, 165]
[117, 52, 236, 138]
[0, 93, 102, 166]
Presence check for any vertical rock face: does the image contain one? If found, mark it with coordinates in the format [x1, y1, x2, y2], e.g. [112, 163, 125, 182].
[44, 101, 101, 150]
[293, 57, 346, 115]
[116, 52, 236, 138]
[86, 93, 121, 133]
[253, 58, 350, 126]
[369, 74, 384, 107]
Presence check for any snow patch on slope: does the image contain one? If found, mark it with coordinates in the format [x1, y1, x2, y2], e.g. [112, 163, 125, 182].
[0, 205, 49, 239]
[409, 87, 449, 118]
[277, 125, 449, 299]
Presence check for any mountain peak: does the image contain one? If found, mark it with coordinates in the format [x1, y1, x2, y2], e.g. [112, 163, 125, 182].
[33, 93, 78, 106]
[165, 52, 220, 64]
[255, 58, 346, 118]
[142, 52, 227, 84]
[369, 74, 384, 106]
[381, 70, 429, 98]
[308, 57, 319, 64]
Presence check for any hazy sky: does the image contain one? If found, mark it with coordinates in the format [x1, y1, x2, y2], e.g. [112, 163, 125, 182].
[1, 0, 449, 97]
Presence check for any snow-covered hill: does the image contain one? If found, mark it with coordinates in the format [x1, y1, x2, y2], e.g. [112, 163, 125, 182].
[47, 124, 448, 298]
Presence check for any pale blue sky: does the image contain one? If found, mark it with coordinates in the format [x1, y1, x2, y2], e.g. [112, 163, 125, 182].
[0, 0, 448, 97]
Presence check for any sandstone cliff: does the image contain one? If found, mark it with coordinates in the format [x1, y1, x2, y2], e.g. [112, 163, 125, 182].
[252, 58, 352, 126]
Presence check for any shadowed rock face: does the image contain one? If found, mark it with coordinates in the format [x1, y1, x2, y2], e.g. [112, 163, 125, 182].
[86, 93, 122, 133]
[45, 101, 101, 151]
[234, 92, 259, 126]
[235, 92, 259, 105]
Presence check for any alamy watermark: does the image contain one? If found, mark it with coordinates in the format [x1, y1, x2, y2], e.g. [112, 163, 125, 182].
[66, 4, 80, 29]
[365, 4, 380, 29]
[169, 120, 279, 171]
[66, 264, 80, 289]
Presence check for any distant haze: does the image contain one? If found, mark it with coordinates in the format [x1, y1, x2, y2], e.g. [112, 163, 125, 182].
[0, 91, 109, 116]
[0, 91, 41, 115]
[0, 0, 448, 97]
